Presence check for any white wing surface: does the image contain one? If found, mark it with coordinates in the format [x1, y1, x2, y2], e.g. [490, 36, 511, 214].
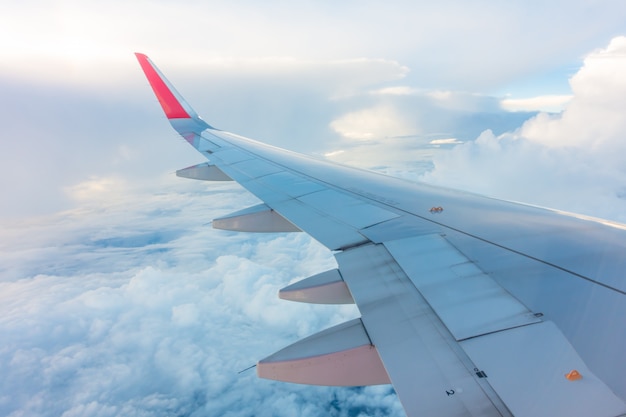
[136, 54, 626, 417]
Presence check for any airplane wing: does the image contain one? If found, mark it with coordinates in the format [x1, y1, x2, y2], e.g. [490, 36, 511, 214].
[135, 53, 626, 417]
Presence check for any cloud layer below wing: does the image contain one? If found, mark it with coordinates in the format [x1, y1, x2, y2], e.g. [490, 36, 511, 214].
[0, 178, 403, 417]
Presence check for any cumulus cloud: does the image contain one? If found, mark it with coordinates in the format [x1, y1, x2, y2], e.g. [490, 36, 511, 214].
[329, 87, 532, 142]
[422, 36, 626, 222]
[0, 179, 405, 417]
[521, 36, 626, 150]
[324, 87, 533, 175]
[330, 105, 414, 140]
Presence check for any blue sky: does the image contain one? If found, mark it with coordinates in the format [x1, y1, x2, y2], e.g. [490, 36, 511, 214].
[2, 1, 626, 416]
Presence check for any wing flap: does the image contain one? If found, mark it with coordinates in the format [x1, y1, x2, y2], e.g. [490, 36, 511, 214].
[279, 269, 354, 304]
[385, 234, 541, 341]
[336, 243, 511, 417]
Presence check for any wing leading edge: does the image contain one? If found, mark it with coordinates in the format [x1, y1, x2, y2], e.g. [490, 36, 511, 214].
[135, 54, 626, 417]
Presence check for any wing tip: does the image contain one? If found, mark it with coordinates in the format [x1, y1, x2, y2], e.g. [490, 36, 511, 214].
[135, 52, 193, 120]
[134, 52, 150, 66]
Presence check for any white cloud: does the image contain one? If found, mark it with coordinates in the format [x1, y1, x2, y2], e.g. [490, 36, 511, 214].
[330, 105, 414, 140]
[63, 176, 129, 202]
[324, 86, 534, 174]
[370, 86, 418, 96]
[520, 36, 626, 149]
[422, 36, 626, 222]
[430, 138, 462, 145]
[0, 180, 403, 417]
[329, 88, 528, 144]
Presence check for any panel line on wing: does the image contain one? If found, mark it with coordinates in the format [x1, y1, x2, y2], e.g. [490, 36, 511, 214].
[384, 234, 541, 341]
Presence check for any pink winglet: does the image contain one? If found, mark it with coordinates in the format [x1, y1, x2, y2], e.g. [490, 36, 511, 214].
[135, 53, 191, 119]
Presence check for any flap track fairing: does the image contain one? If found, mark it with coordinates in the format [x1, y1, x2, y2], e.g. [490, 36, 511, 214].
[212, 204, 301, 233]
[279, 269, 354, 304]
[257, 318, 390, 386]
[176, 162, 232, 181]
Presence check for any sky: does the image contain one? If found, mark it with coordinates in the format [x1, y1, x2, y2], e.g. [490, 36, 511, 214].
[2, 1, 626, 416]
